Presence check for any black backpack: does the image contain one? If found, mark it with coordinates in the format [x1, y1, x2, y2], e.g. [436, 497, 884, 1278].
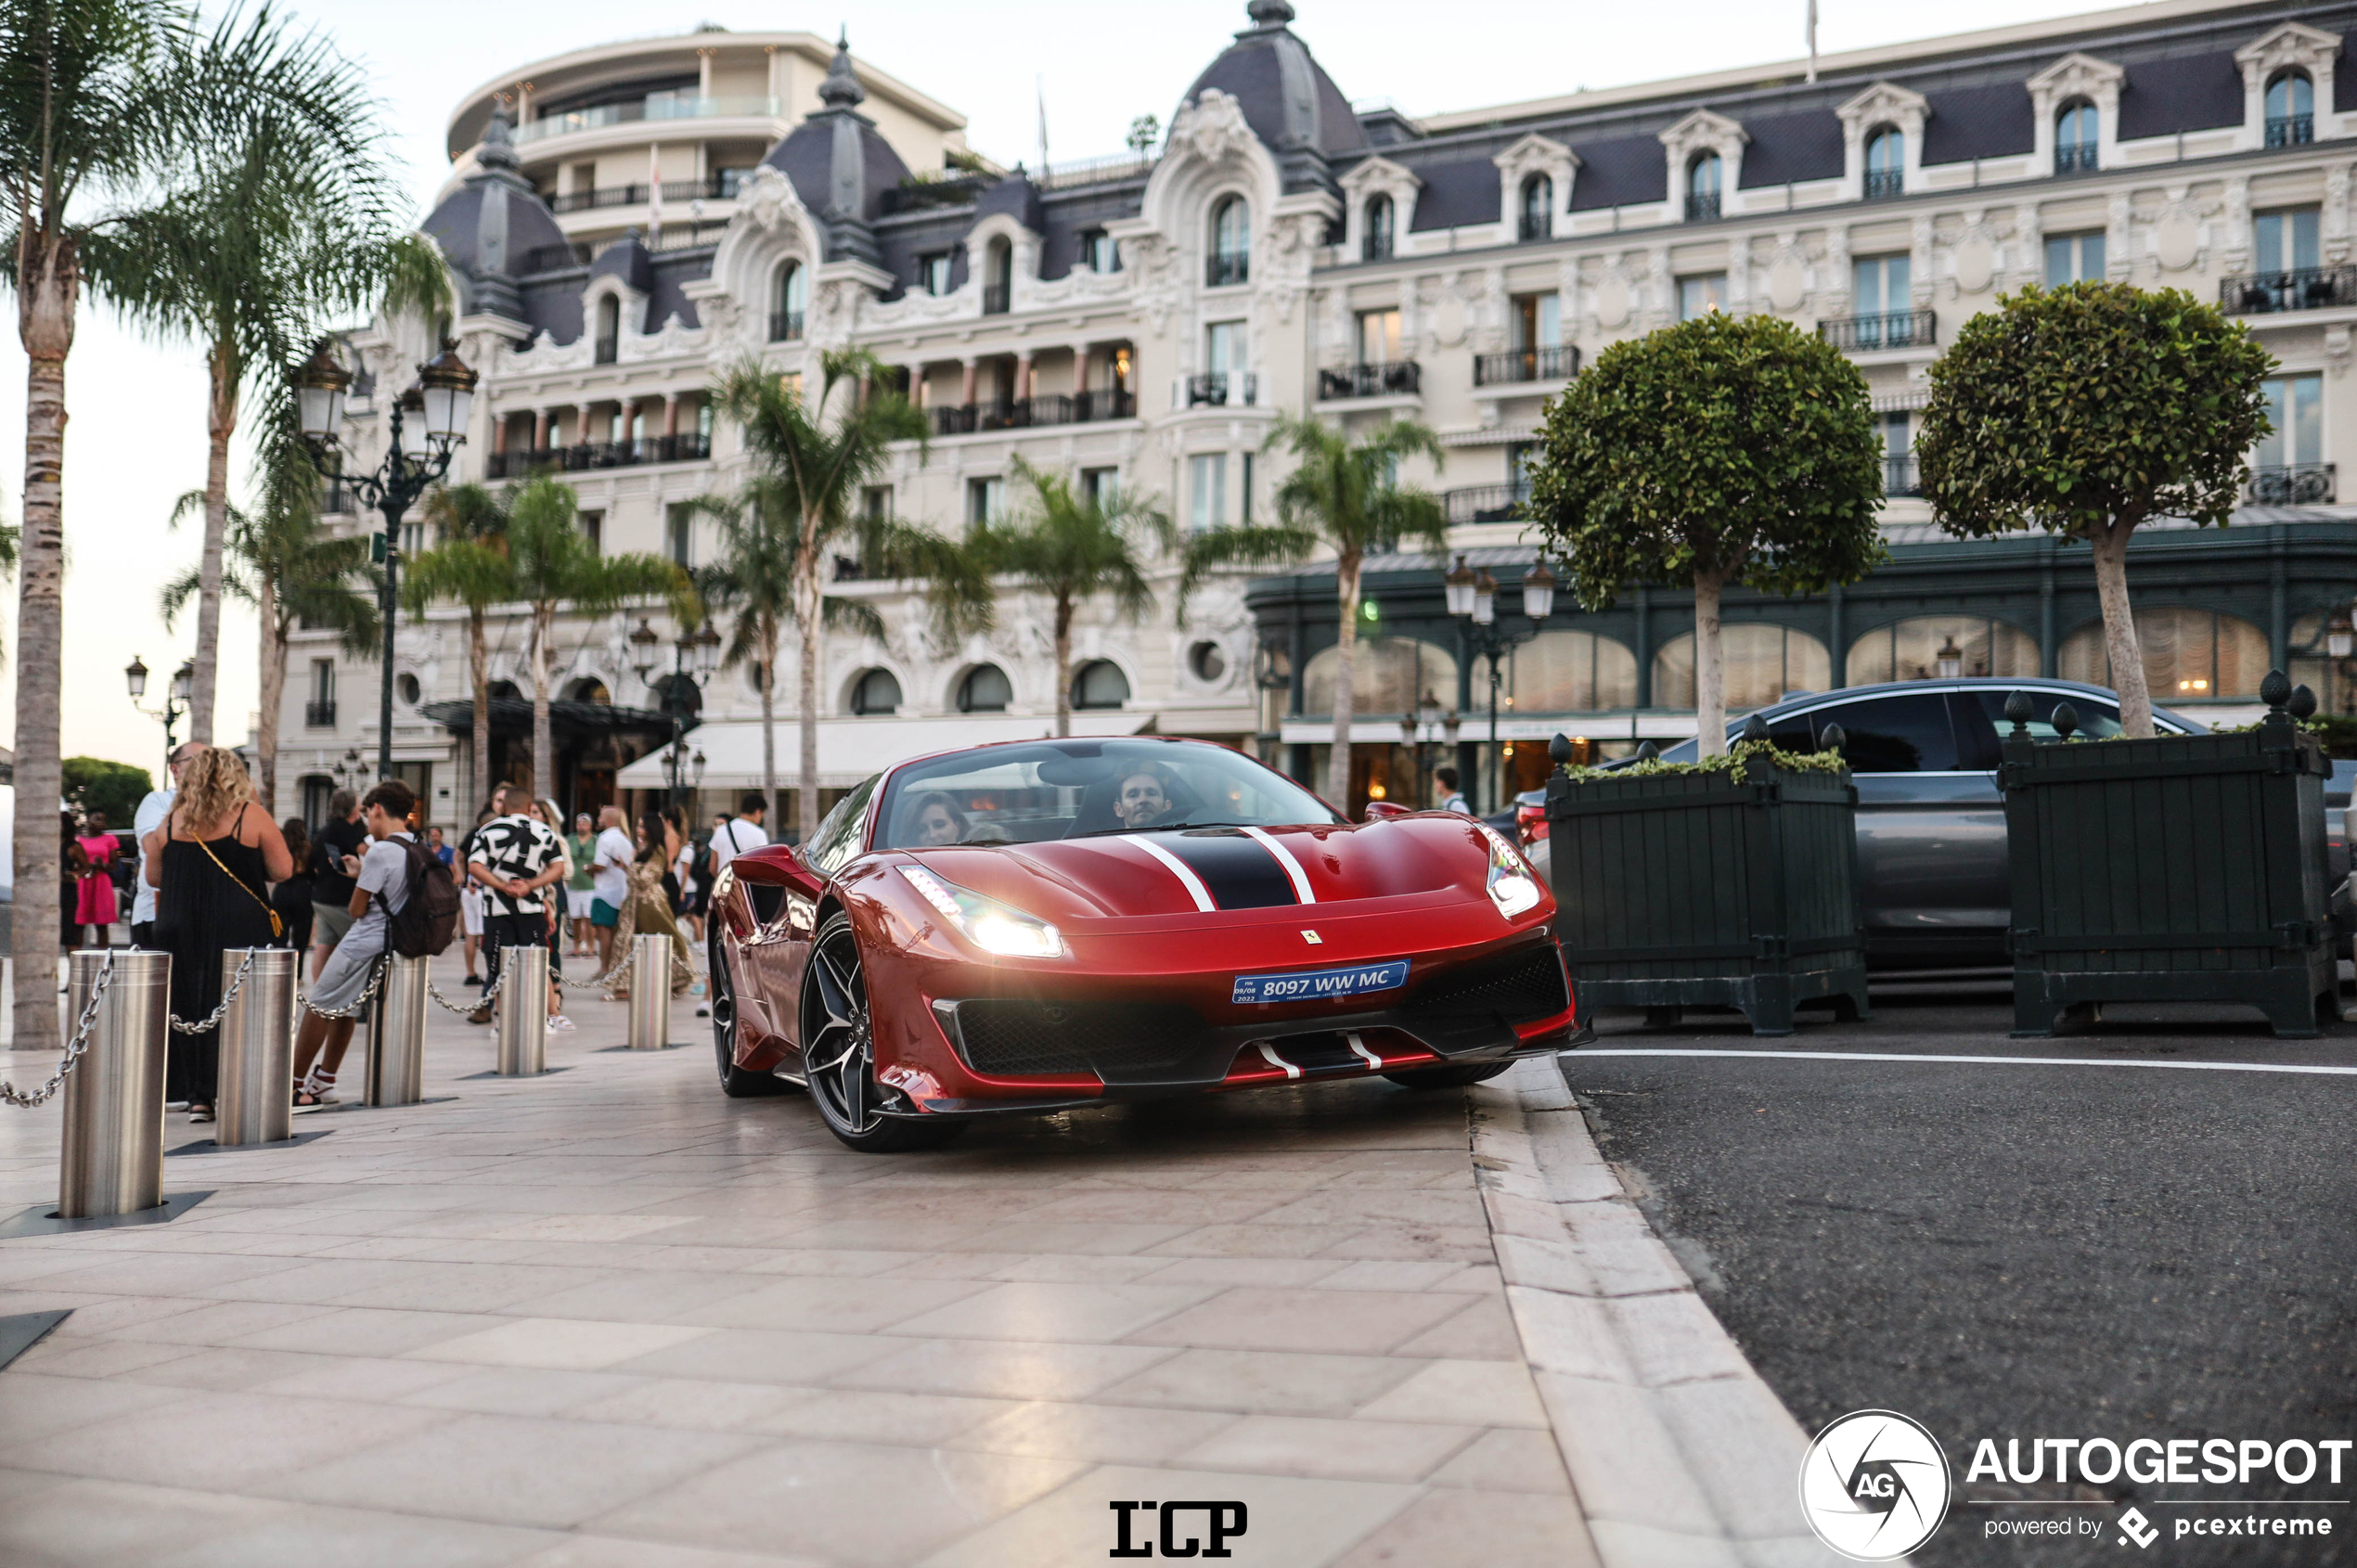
[382, 835, 460, 958]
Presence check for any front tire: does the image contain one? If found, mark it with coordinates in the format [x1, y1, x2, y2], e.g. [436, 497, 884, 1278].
[1384, 1060, 1515, 1090]
[800, 912, 966, 1152]
[711, 928, 792, 1099]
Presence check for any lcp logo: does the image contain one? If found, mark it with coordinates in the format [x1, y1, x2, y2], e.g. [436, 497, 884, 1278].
[1799, 1409, 1955, 1561]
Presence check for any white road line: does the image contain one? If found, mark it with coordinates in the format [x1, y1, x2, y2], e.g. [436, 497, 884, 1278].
[1574, 1047, 2357, 1077]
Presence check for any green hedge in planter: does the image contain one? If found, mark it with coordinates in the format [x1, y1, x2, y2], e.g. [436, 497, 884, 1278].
[1543, 722, 1870, 1036]
[2003, 675, 2338, 1037]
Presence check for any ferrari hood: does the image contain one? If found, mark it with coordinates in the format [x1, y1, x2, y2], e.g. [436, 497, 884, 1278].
[901, 817, 1493, 923]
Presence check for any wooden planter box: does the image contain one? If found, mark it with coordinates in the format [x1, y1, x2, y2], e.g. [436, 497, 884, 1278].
[2003, 684, 2339, 1038]
[1544, 742, 1870, 1036]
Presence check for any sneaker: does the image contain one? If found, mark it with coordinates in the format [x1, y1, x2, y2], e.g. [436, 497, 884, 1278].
[468, 1006, 494, 1026]
[307, 1072, 341, 1105]
[547, 1015, 575, 1033]
[165, 1099, 190, 1112]
[462, 974, 483, 988]
[187, 1105, 213, 1124]
[695, 1006, 710, 1018]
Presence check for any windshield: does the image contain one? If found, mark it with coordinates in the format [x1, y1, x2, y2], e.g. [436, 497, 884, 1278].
[877, 740, 1343, 849]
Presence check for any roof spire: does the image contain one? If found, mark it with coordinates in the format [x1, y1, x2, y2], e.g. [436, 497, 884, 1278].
[818, 29, 864, 109]
[1245, 0, 1296, 29]
[476, 97, 521, 174]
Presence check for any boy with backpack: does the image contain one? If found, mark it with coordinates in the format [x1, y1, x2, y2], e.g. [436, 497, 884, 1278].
[290, 779, 457, 1102]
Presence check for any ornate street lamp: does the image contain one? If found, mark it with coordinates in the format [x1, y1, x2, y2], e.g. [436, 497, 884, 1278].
[638, 618, 721, 810]
[1453, 558, 1552, 814]
[124, 655, 193, 767]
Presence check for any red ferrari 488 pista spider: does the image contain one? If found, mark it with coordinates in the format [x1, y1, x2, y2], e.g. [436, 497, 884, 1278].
[705, 736, 1583, 1150]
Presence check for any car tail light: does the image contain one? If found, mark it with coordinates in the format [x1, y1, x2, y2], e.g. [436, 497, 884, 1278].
[1517, 803, 1549, 845]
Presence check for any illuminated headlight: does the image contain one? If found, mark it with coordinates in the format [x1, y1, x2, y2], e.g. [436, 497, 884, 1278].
[898, 865, 1065, 958]
[1477, 823, 1542, 919]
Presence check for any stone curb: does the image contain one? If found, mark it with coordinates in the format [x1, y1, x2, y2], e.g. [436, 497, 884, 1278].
[1472, 1058, 1849, 1568]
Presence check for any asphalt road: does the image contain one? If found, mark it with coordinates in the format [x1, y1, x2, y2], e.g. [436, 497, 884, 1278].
[1559, 984, 2357, 1566]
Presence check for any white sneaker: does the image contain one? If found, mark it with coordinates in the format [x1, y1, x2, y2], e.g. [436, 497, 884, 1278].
[547, 1014, 576, 1033]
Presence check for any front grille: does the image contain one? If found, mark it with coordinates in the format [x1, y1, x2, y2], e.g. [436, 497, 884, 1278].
[1403, 945, 1568, 1028]
[953, 1000, 1216, 1078]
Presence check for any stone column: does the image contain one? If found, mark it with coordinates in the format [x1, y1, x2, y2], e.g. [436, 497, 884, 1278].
[960, 359, 978, 407]
[663, 392, 681, 437]
[535, 407, 553, 452]
[1015, 351, 1034, 403]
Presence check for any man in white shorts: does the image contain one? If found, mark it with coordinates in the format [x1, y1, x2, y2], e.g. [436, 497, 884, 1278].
[458, 799, 493, 983]
[290, 779, 417, 1104]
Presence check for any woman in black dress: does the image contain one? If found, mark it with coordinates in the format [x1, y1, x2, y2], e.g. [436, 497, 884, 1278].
[142, 749, 293, 1123]
[273, 817, 317, 958]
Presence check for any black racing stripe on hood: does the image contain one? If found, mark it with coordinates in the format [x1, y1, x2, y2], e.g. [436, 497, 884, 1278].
[1147, 829, 1297, 909]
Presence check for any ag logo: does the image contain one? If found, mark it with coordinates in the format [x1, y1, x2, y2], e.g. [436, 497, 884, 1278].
[1798, 1409, 1953, 1561]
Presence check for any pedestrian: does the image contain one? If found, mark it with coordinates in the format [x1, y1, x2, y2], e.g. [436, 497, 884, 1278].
[681, 827, 713, 944]
[309, 789, 367, 982]
[665, 803, 693, 924]
[533, 796, 575, 1033]
[464, 789, 564, 1026]
[1434, 766, 1470, 815]
[428, 825, 454, 868]
[566, 811, 598, 957]
[710, 791, 768, 871]
[143, 747, 293, 1124]
[73, 809, 121, 949]
[58, 811, 84, 955]
[604, 808, 695, 1001]
[273, 817, 317, 962]
[290, 779, 418, 1105]
[130, 742, 203, 950]
[458, 798, 496, 985]
[589, 804, 633, 973]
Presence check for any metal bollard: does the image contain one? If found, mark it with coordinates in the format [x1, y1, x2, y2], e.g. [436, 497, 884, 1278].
[58, 949, 171, 1218]
[495, 942, 548, 1076]
[627, 934, 674, 1049]
[367, 955, 430, 1107]
[215, 949, 296, 1147]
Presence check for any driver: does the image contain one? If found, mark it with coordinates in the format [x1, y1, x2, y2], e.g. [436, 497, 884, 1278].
[910, 792, 969, 846]
[1114, 770, 1171, 830]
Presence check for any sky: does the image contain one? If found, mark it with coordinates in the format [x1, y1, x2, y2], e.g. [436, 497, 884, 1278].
[0, 0, 2103, 777]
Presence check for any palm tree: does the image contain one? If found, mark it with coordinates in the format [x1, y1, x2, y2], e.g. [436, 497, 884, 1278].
[406, 483, 515, 814]
[975, 458, 1173, 737]
[0, 0, 197, 1051]
[106, 5, 414, 745]
[161, 429, 378, 812]
[503, 476, 685, 799]
[711, 351, 926, 837]
[1182, 413, 1448, 810]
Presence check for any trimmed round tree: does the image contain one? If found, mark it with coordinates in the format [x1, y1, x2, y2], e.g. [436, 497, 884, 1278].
[1524, 312, 1885, 756]
[1914, 281, 2273, 737]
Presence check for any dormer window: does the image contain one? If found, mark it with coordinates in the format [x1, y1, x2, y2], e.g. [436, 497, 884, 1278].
[1685, 154, 1721, 222]
[1209, 195, 1249, 287]
[2056, 100, 2099, 173]
[769, 260, 805, 342]
[982, 238, 1012, 315]
[2267, 71, 2315, 147]
[919, 251, 953, 296]
[1363, 194, 1394, 261]
[1518, 174, 1552, 241]
[594, 295, 620, 365]
[1081, 228, 1119, 273]
[1863, 127, 1903, 199]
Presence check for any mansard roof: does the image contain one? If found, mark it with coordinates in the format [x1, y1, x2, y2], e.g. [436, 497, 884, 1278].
[1178, 0, 1365, 192]
[421, 104, 569, 320]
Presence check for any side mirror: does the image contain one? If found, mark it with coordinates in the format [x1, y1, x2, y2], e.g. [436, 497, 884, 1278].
[1363, 800, 1412, 822]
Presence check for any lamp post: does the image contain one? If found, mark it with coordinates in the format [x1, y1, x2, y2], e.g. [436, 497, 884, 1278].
[1253, 641, 1293, 774]
[292, 338, 478, 784]
[1446, 553, 1556, 814]
[124, 656, 196, 770]
[632, 617, 722, 811]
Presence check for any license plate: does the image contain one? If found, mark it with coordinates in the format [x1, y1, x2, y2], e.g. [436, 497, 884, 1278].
[1231, 960, 1410, 1006]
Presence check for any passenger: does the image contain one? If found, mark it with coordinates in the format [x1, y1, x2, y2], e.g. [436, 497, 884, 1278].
[911, 792, 969, 846]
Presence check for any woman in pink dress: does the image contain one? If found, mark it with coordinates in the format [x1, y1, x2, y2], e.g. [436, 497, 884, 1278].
[74, 810, 121, 946]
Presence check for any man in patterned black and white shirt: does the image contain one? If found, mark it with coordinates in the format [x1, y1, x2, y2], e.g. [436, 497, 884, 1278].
[465, 785, 565, 1025]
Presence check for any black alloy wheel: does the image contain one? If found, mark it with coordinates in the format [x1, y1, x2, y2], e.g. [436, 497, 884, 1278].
[711, 925, 792, 1098]
[800, 912, 964, 1152]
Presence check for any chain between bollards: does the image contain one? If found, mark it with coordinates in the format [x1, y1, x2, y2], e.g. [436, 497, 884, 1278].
[424, 957, 509, 1016]
[0, 951, 118, 1109]
[168, 948, 255, 1035]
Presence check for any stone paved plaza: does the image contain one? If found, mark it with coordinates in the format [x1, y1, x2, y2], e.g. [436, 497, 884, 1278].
[0, 956, 1614, 1568]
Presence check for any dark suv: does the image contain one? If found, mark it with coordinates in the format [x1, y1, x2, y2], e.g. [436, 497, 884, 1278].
[1573, 679, 2353, 972]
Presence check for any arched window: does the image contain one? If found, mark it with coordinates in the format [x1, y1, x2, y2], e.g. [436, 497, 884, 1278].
[1863, 126, 1904, 199]
[2058, 608, 2267, 702]
[593, 294, 620, 365]
[1684, 153, 1721, 222]
[1071, 660, 1130, 711]
[562, 676, 611, 704]
[769, 261, 805, 341]
[1651, 624, 1829, 711]
[957, 663, 1012, 713]
[1302, 638, 1460, 716]
[982, 238, 1012, 315]
[1506, 631, 1640, 713]
[1518, 174, 1552, 241]
[2267, 71, 2315, 147]
[2055, 99, 2099, 173]
[1845, 616, 2039, 686]
[488, 678, 522, 700]
[849, 667, 901, 715]
[1362, 194, 1394, 261]
[1208, 196, 1250, 287]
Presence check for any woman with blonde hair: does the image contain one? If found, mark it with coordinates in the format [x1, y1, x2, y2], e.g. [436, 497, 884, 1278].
[143, 747, 292, 1122]
[604, 808, 695, 1001]
[533, 798, 576, 1032]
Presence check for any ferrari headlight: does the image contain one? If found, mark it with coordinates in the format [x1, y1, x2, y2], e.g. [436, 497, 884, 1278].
[899, 866, 1065, 958]
[1477, 823, 1542, 919]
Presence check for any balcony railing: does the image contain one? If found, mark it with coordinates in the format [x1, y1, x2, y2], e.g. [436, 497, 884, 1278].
[319, 482, 363, 516]
[1863, 169, 1904, 199]
[548, 177, 738, 214]
[928, 390, 1139, 437]
[484, 433, 711, 480]
[2248, 462, 2336, 505]
[1684, 191, 1720, 222]
[304, 700, 336, 729]
[1445, 482, 1530, 524]
[1885, 455, 1922, 497]
[2055, 143, 2099, 174]
[515, 93, 780, 144]
[768, 310, 803, 342]
[1319, 360, 1423, 400]
[2267, 113, 2314, 148]
[1206, 253, 1249, 288]
[1818, 308, 1937, 352]
[981, 282, 1011, 315]
[1474, 345, 1580, 385]
[2222, 264, 2357, 315]
[1517, 212, 1552, 242]
[1186, 372, 1256, 407]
